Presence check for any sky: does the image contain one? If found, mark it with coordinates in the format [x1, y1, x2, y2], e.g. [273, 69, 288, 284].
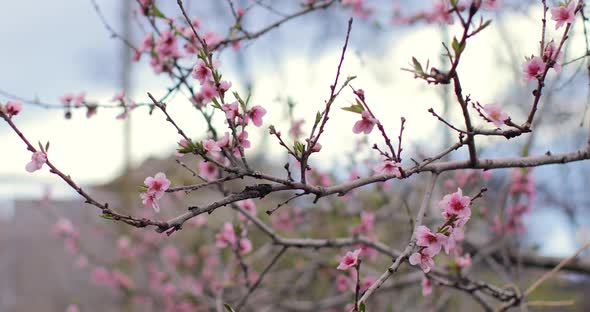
[0, 1, 589, 253]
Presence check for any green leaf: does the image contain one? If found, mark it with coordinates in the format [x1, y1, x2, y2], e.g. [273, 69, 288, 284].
[411, 57, 424, 75]
[137, 185, 148, 193]
[480, 19, 492, 31]
[223, 304, 236, 312]
[341, 104, 364, 114]
[315, 111, 322, 124]
[211, 97, 222, 110]
[149, 5, 167, 19]
[360, 302, 367, 312]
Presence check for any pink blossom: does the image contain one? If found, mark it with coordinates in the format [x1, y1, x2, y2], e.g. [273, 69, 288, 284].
[290, 119, 305, 138]
[543, 40, 564, 72]
[551, 1, 576, 29]
[162, 246, 180, 266]
[216, 222, 236, 248]
[373, 160, 401, 177]
[456, 253, 471, 269]
[415, 225, 447, 255]
[203, 31, 222, 47]
[219, 80, 232, 93]
[428, 0, 454, 24]
[351, 212, 374, 235]
[200, 82, 219, 102]
[482, 0, 500, 10]
[155, 30, 180, 58]
[111, 90, 125, 102]
[409, 249, 436, 273]
[482, 104, 509, 127]
[237, 131, 251, 149]
[522, 56, 546, 81]
[4, 100, 22, 117]
[73, 92, 86, 107]
[112, 270, 135, 289]
[140, 192, 160, 213]
[66, 304, 80, 312]
[145, 172, 170, 195]
[53, 218, 76, 236]
[361, 276, 376, 292]
[192, 59, 212, 84]
[439, 188, 471, 221]
[335, 275, 350, 292]
[217, 132, 230, 148]
[203, 139, 221, 152]
[443, 226, 465, 255]
[421, 277, 433, 296]
[238, 199, 257, 222]
[337, 248, 362, 270]
[352, 111, 376, 134]
[26, 151, 47, 173]
[239, 237, 253, 254]
[92, 267, 113, 286]
[247, 105, 267, 127]
[198, 160, 219, 180]
[222, 102, 239, 120]
[60, 93, 74, 105]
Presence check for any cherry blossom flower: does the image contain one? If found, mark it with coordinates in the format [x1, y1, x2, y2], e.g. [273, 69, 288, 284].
[543, 40, 564, 72]
[456, 253, 471, 269]
[145, 172, 171, 196]
[439, 188, 471, 221]
[352, 111, 376, 134]
[141, 172, 170, 212]
[216, 222, 236, 248]
[237, 199, 257, 222]
[415, 225, 447, 255]
[192, 59, 212, 84]
[551, 1, 576, 29]
[247, 105, 267, 127]
[428, 0, 453, 24]
[337, 248, 362, 270]
[92, 267, 113, 287]
[219, 80, 232, 94]
[203, 139, 221, 153]
[53, 218, 76, 237]
[155, 30, 180, 58]
[4, 100, 22, 117]
[66, 304, 80, 312]
[290, 119, 305, 138]
[222, 102, 240, 120]
[112, 90, 125, 102]
[198, 160, 219, 180]
[373, 160, 402, 177]
[26, 151, 47, 173]
[140, 192, 160, 212]
[60, 94, 74, 105]
[200, 82, 219, 102]
[482, 104, 509, 127]
[409, 249, 436, 273]
[335, 275, 350, 292]
[238, 237, 253, 254]
[351, 212, 374, 235]
[522, 56, 546, 81]
[361, 276, 376, 292]
[421, 277, 433, 296]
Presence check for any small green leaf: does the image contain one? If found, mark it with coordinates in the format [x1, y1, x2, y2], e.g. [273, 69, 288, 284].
[223, 304, 236, 312]
[137, 185, 148, 193]
[412, 57, 423, 75]
[341, 104, 364, 114]
[149, 5, 167, 19]
[450, 0, 458, 6]
[315, 111, 322, 124]
[360, 302, 366, 312]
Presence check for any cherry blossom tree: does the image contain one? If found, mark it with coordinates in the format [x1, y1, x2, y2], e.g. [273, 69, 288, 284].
[3, 0, 590, 311]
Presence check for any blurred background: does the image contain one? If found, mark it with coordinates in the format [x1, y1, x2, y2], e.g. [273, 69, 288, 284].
[1, 0, 590, 311]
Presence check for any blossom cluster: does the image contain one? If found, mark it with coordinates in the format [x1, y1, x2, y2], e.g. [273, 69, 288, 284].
[409, 188, 473, 273]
